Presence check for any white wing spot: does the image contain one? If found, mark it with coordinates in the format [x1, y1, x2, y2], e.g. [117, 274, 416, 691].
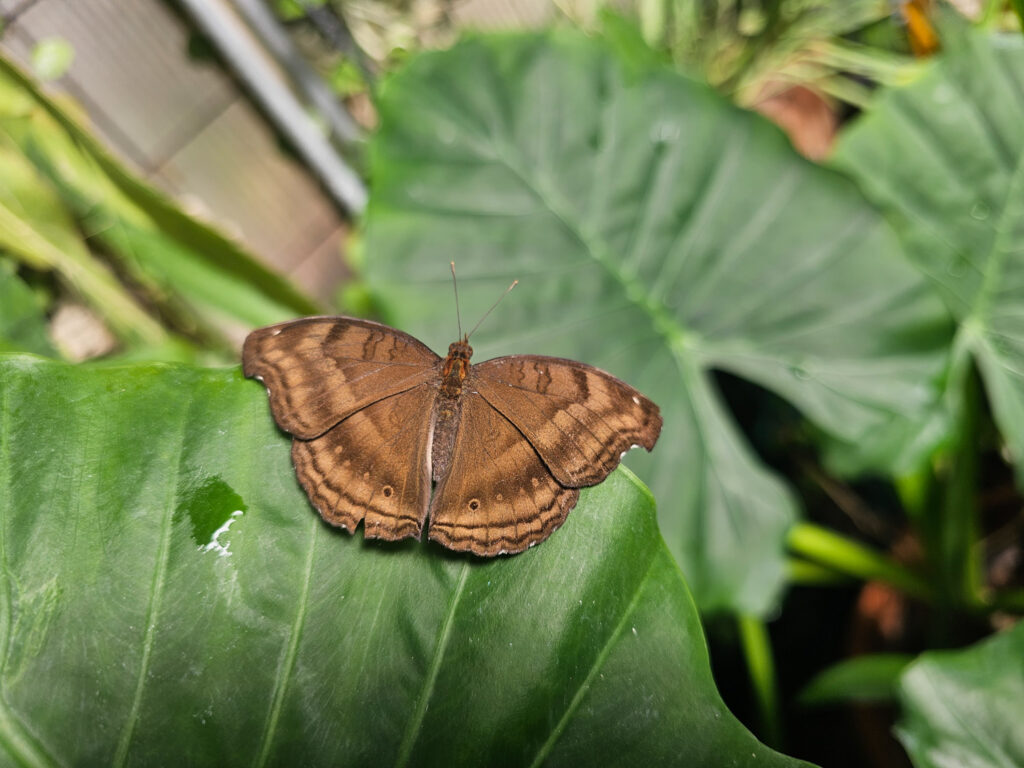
[201, 511, 244, 557]
[631, 395, 640, 405]
[621, 443, 643, 459]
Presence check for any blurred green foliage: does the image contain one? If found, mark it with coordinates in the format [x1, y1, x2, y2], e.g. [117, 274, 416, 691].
[0, 54, 320, 361]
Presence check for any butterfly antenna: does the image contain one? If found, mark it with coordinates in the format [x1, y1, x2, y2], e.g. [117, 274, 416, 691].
[450, 261, 463, 340]
[467, 279, 518, 340]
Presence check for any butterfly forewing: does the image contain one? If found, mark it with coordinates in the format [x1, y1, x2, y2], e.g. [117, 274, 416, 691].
[243, 317, 439, 439]
[471, 355, 662, 487]
[428, 395, 579, 556]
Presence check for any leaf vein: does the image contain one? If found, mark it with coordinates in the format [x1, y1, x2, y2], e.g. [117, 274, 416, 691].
[112, 398, 191, 766]
[393, 562, 471, 768]
[254, 515, 320, 766]
[527, 553, 658, 768]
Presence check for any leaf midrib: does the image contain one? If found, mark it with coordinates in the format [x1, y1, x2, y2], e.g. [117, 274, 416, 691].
[971, 150, 1024, 332]
[490, 140, 697, 372]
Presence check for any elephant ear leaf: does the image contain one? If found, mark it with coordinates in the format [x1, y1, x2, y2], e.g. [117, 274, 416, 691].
[834, 29, 1024, 486]
[0, 355, 815, 767]
[363, 31, 951, 615]
[896, 621, 1024, 768]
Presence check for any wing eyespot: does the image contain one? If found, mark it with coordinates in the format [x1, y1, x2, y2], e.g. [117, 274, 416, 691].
[468, 498, 480, 510]
[382, 485, 393, 498]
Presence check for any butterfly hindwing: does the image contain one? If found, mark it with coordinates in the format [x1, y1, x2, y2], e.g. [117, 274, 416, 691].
[471, 355, 662, 487]
[428, 395, 578, 556]
[243, 316, 440, 440]
[291, 383, 437, 540]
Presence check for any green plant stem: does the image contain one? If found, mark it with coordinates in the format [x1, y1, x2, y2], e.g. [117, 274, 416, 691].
[786, 557, 852, 585]
[737, 614, 782, 749]
[938, 363, 983, 609]
[787, 523, 932, 600]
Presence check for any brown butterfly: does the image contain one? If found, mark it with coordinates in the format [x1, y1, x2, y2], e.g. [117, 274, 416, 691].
[243, 308, 661, 556]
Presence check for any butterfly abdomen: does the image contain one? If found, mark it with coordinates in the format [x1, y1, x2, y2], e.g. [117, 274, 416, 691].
[429, 395, 462, 483]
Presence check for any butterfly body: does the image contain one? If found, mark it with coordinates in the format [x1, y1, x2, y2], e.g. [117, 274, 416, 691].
[244, 316, 661, 556]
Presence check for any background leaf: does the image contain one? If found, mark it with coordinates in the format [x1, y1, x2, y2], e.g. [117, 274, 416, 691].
[0, 355, 814, 767]
[834, 29, 1024, 485]
[896, 621, 1024, 768]
[362, 31, 951, 615]
[799, 653, 913, 705]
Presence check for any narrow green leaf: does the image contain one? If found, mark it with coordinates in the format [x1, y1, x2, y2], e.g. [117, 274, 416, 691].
[800, 654, 914, 706]
[363, 31, 950, 615]
[896, 622, 1024, 767]
[0, 355, 815, 767]
[0, 264, 55, 356]
[787, 523, 931, 599]
[0, 142, 166, 346]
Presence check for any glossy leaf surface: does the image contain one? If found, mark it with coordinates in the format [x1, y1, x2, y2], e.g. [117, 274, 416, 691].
[0, 355, 813, 768]
[896, 621, 1024, 768]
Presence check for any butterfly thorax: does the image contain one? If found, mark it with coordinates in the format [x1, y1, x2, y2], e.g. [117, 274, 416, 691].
[440, 339, 473, 398]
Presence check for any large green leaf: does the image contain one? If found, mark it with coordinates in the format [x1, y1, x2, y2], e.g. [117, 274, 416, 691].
[896, 621, 1024, 768]
[362, 32, 951, 614]
[0, 55, 321, 350]
[0, 355, 813, 767]
[834, 30, 1024, 484]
